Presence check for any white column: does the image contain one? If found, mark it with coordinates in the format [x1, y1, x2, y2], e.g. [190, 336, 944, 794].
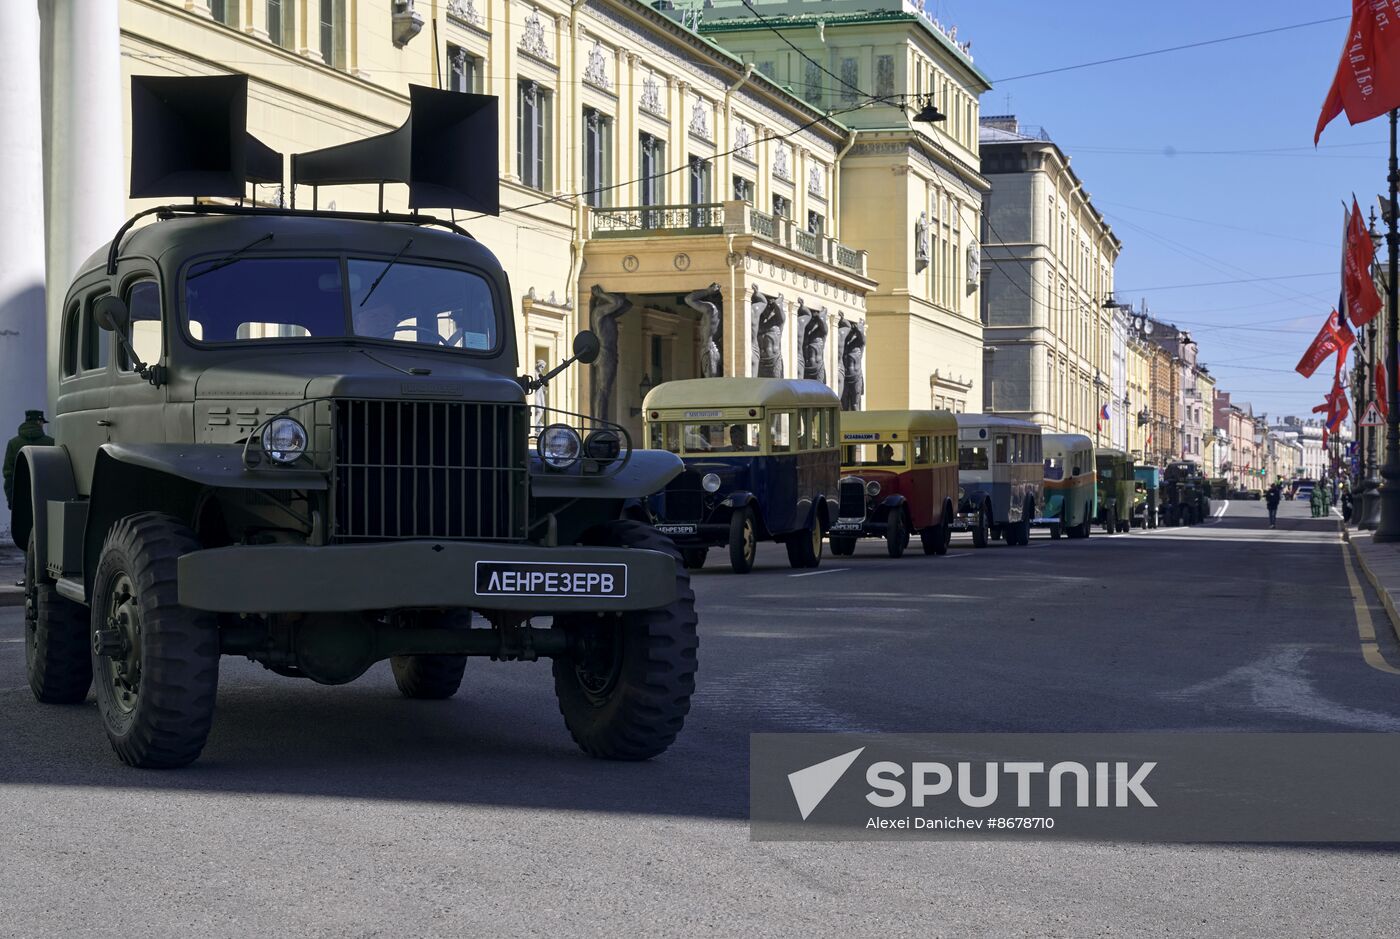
[1, 0, 48, 538]
[41, 0, 124, 411]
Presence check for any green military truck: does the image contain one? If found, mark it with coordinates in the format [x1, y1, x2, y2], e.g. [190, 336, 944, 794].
[1162, 460, 1211, 525]
[12, 76, 698, 768]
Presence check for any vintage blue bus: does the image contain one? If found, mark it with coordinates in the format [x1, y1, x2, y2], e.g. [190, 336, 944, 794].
[643, 378, 840, 572]
[954, 415, 1044, 547]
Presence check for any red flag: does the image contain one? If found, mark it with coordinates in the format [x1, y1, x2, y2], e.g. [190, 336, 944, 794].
[1296, 310, 1345, 378]
[1379, 358, 1390, 419]
[1343, 197, 1381, 326]
[1317, 0, 1400, 144]
[1334, 314, 1356, 379]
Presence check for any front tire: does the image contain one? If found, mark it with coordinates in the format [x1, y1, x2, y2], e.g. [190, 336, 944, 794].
[886, 510, 908, 558]
[552, 521, 698, 760]
[728, 508, 757, 574]
[971, 504, 990, 548]
[90, 513, 220, 768]
[24, 531, 92, 704]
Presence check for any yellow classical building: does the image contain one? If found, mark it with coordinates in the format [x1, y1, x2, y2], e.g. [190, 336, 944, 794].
[4, 0, 989, 436]
[1125, 330, 1152, 462]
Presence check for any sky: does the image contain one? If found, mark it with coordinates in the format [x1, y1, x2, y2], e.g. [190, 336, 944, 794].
[931, 0, 1384, 420]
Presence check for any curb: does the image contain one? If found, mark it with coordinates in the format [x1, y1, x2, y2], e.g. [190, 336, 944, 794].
[0, 590, 23, 608]
[1342, 524, 1400, 645]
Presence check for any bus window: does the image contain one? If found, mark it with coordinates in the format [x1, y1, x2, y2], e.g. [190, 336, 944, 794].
[994, 435, 1008, 463]
[769, 411, 792, 452]
[681, 422, 761, 452]
[913, 435, 932, 465]
[1045, 456, 1064, 480]
[648, 422, 681, 453]
[796, 408, 813, 450]
[960, 445, 989, 470]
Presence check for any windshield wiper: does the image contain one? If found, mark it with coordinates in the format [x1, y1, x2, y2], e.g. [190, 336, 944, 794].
[188, 233, 274, 279]
[359, 238, 414, 307]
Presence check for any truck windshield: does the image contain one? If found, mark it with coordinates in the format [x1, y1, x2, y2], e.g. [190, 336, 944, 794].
[184, 255, 499, 351]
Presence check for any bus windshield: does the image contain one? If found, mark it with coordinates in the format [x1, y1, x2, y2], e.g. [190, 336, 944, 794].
[648, 421, 760, 453]
[1044, 457, 1064, 480]
[845, 443, 906, 467]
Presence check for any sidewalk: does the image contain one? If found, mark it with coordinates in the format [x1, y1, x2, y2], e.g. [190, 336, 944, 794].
[0, 543, 22, 608]
[1345, 526, 1400, 643]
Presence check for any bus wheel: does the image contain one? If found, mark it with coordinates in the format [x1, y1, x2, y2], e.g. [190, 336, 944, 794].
[830, 535, 856, 556]
[1050, 522, 1062, 540]
[972, 505, 990, 548]
[681, 547, 708, 569]
[728, 509, 757, 574]
[785, 520, 823, 569]
[886, 511, 908, 559]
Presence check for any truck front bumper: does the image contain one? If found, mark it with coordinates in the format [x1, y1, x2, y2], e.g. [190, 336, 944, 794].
[178, 540, 678, 614]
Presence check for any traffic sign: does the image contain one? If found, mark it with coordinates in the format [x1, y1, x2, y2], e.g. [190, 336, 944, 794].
[1361, 401, 1384, 427]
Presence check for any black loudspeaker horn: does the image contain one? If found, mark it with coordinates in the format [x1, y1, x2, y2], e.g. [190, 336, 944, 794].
[129, 74, 283, 198]
[291, 85, 499, 215]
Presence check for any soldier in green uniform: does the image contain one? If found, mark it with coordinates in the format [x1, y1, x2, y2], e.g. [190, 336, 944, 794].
[3, 410, 52, 510]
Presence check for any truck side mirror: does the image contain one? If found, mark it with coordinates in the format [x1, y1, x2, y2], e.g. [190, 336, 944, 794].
[572, 330, 601, 365]
[94, 296, 130, 334]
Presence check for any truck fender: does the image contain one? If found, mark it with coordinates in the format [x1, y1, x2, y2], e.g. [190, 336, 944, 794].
[530, 449, 682, 500]
[12, 445, 78, 558]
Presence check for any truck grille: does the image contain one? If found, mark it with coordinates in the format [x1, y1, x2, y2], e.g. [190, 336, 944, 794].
[839, 479, 867, 519]
[663, 472, 705, 522]
[332, 399, 528, 541]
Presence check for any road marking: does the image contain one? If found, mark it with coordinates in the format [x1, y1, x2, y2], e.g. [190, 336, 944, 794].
[1341, 540, 1400, 675]
[1213, 500, 1230, 519]
[0, 638, 22, 643]
[789, 567, 849, 578]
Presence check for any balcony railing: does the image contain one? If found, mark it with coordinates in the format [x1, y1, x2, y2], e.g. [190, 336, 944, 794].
[588, 200, 868, 278]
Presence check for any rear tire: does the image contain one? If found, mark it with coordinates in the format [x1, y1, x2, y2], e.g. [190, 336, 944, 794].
[1050, 523, 1062, 540]
[785, 517, 824, 569]
[886, 510, 908, 559]
[392, 614, 469, 699]
[24, 531, 92, 704]
[728, 509, 757, 574]
[552, 521, 698, 761]
[921, 519, 951, 556]
[90, 513, 220, 769]
[680, 547, 708, 570]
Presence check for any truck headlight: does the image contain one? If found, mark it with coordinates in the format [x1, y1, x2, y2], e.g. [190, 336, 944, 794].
[702, 472, 722, 493]
[262, 417, 308, 464]
[541, 424, 582, 469]
[583, 429, 622, 465]
[865, 480, 881, 497]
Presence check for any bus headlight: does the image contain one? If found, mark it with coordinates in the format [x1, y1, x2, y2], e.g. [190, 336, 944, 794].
[541, 424, 582, 469]
[262, 417, 308, 464]
[702, 472, 722, 493]
[865, 480, 881, 497]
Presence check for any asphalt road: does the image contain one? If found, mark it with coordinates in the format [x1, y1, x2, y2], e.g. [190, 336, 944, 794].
[2, 498, 1399, 937]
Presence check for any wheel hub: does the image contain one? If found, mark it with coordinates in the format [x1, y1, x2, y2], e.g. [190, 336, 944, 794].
[573, 620, 623, 702]
[97, 573, 142, 712]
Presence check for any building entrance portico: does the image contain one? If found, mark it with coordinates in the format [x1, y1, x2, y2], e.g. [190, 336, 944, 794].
[579, 200, 874, 435]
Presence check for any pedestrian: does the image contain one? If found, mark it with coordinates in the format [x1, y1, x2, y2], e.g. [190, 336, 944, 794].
[1265, 483, 1281, 528]
[3, 410, 53, 511]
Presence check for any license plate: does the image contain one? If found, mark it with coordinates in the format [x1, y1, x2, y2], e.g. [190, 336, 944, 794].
[475, 561, 628, 598]
[655, 524, 698, 536]
[830, 522, 863, 532]
[949, 520, 969, 530]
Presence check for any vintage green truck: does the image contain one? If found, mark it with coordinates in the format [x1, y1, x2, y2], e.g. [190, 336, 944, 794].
[12, 75, 698, 768]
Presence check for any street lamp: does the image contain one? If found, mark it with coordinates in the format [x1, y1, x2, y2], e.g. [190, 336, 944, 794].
[1374, 108, 1400, 542]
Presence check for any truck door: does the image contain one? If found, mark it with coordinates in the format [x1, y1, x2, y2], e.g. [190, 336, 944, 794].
[105, 277, 168, 450]
[55, 284, 114, 495]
